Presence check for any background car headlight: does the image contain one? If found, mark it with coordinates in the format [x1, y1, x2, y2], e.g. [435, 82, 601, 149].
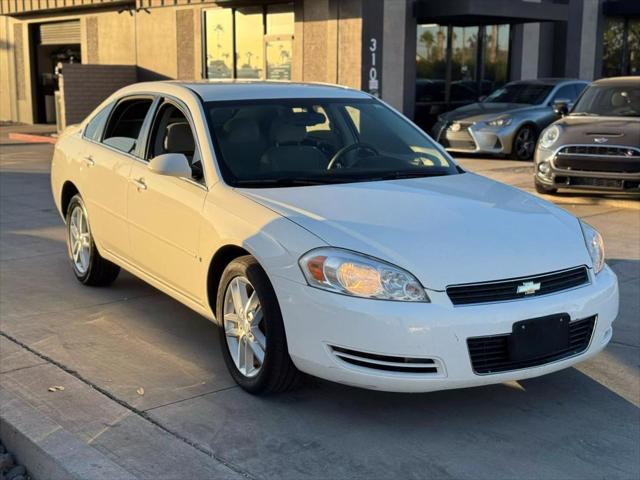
[299, 247, 429, 302]
[580, 221, 605, 274]
[540, 125, 561, 149]
[486, 117, 512, 127]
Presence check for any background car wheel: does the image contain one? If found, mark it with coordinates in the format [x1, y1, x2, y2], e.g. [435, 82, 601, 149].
[65, 194, 120, 286]
[534, 179, 558, 195]
[217, 255, 299, 394]
[512, 125, 537, 161]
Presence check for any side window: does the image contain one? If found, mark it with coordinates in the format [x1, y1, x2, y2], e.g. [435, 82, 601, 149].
[102, 98, 153, 154]
[552, 85, 578, 103]
[147, 102, 202, 182]
[84, 104, 112, 141]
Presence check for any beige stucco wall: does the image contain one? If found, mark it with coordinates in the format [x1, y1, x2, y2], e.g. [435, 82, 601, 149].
[0, 15, 16, 122]
[93, 11, 136, 65]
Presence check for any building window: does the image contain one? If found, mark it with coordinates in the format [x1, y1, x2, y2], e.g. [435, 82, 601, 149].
[415, 23, 510, 129]
[602, 17, 640, 77]
[204, 3, 294, 80]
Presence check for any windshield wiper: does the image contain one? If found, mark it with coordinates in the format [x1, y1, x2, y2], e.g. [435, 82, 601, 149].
[234, 177, 343, 188]
[373, 171, 451, 181]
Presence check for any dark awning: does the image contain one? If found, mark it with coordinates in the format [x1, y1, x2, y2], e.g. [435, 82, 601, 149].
[603, 0, 640, 16]
[415, 0, 569, 26]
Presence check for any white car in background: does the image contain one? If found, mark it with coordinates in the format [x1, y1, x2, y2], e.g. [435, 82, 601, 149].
[51, 81, 618, 394]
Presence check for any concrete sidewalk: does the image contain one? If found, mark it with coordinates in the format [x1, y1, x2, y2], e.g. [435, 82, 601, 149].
[1, 128, 638, 480]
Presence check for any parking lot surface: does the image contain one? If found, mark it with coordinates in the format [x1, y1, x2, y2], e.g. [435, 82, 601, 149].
[1, 129, 638, 479]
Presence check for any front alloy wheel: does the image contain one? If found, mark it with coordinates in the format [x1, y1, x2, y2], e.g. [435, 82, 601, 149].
[512, 125, 537, 161]
[223, 276, 266, 377]
[217, 256, 299, 394]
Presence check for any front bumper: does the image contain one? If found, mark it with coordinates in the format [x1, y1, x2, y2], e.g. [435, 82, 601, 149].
[271, 266, 618, 392]
[433, 120, 518, 155]
[535, 146, 640, 193]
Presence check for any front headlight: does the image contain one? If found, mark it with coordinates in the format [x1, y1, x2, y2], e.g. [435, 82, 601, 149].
[540, 125, 561, 149]
[580, 221, 605, 274]
[486, 117, 512, 127]
[299, 247, 429, 302]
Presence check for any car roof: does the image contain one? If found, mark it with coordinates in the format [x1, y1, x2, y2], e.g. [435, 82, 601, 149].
[591, 76, 640, 87]
[507, 78, 585, 86]
[163, 80, 372, 102]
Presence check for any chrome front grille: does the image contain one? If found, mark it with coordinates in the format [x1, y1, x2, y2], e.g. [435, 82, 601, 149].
[447, 266, 590, 306]
[554, 145, 640, 173]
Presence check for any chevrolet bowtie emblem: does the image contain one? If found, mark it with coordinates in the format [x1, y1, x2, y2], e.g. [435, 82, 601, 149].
[517, 281, 541, 295]
[593, 137, 608, 144]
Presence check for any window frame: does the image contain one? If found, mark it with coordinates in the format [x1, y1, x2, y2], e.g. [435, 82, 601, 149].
[142, 95, 208, 189]
[97, 94, 157, 158]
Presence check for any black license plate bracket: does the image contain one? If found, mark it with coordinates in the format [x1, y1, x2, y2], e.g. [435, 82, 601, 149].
[509, 314, 570, 362]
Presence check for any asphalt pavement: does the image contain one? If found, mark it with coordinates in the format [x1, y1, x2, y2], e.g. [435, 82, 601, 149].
[0, 128, 638, 480]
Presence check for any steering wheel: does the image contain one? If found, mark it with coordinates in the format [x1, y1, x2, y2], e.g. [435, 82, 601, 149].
[327, 143, 380, 170]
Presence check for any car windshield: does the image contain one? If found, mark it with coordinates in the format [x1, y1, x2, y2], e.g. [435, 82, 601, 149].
[204, 98, 459, 188]
[483, 83, 553, 105]
[571, 84, 640, 117]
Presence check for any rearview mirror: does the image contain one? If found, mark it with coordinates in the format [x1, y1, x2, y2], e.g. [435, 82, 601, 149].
[553, 99, 570, 116]
[148, 153, 192, 178]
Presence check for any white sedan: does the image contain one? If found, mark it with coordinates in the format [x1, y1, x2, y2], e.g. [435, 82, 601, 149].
[51, 81, 618, 394]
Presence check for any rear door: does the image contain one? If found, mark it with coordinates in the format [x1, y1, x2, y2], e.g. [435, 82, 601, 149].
[86, 96, 155, 259]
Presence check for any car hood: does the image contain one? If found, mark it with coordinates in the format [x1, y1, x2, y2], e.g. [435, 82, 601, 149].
[238, 174, 591, 290]
[441, 102, 537, 123]
[554, 115, 640, 147]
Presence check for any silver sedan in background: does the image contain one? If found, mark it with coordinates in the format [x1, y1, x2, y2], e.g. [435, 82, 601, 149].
[432, 79, 588, 160]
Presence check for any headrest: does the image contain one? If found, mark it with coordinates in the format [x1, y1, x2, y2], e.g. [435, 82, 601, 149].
[611, 91, 628, 108]
[223, 117, 261, 143]
[165, 122, 194, 154]
[271, 120, 307, 144]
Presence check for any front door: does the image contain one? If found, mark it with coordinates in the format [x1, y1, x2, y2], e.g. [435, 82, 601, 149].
[126, 99, 207, 302]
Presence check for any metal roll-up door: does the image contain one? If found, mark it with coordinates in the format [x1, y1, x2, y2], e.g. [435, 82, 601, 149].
[39, 20, 81, 45]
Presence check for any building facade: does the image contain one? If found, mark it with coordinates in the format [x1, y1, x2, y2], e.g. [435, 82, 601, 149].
[0, 0, 638, 130]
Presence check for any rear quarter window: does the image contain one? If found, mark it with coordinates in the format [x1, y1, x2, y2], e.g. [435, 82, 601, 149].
[84, 103, 113, 141]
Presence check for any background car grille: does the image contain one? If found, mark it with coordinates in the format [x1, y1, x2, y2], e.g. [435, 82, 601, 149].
[446, 266, 589, 306]
[443, 123, 476, 150]
[467, 316, 596, 374]
[554, 146, 640, 173]
[330, 346, 442, 374]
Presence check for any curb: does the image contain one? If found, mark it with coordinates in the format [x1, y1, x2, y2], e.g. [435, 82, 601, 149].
[0, 387, 136, 480]
[7, 132, 57, 144]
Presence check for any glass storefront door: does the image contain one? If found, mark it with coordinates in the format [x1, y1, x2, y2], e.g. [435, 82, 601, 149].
[602, 17, 640, 77]
[416, 23, 510, 130]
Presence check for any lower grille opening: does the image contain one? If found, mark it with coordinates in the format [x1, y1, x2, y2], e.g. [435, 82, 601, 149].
[330, 346, 441, 374]
[467, 316, 596, 375]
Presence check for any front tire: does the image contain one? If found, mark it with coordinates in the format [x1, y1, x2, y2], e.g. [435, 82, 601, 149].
[512, 125, 537, 161]
[65, 195, 120, 286]
[217, 256, 299, 394]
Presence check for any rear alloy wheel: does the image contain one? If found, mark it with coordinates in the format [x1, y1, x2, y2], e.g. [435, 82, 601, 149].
[65, 195, 120, 286]
[512, 125, 537, 161]
[217, 256, 299, 394]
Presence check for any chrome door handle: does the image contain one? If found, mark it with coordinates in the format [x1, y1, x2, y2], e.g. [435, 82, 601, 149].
[83, 155, 95, 167]
[131, 178, 147, 191]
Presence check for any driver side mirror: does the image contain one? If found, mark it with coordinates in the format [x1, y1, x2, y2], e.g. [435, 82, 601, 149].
[553, 99, 570, 116]
[148, 153, 192, 178]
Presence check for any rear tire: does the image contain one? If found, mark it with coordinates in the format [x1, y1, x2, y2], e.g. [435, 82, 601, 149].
[534, 179, 558, 195]
[65, 195, 120, 286]
[217, 255, 300, 394]
[512, 125, 537, 161]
